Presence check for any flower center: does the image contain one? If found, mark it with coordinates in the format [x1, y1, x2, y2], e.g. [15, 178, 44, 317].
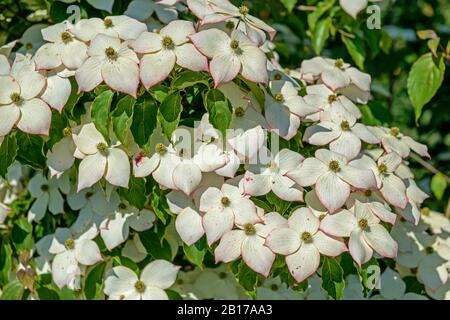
[134, 280, 146, 293]
[63, 127, 72, 137]
[162, 36, 174, 49]
[425, 246, 434, 255]
[235, 107, 245, 117]
[97, 143, 109, 155]
[328, 94, 337, 104]
[358, 219, 368, 229]
[104, 18, 114, 28]
[118, 203, 127, 210]
[334, 58, 344, 69]
[230, 40, 240, 50]
[225, 21, 235, 30]
[340, 120, 350, 131]
[105, 47, 118, 61]
[301, 232, 312, 242]
[65, 239, 75, 250]
[274, 73, 282, 80]
[274, 93, 284, 102]
[364, 190, 372, 197]
[218, 272, 227, 279]
[176, 279, 184, 285]
[319, 214, 326, 221]
[421, 207, 430, 216]
[378, 163, 387, 174]
[239, 5, 249, 15]
[329, 160, 340, 172]
[270, 284, 279, 291]
[221, 197, 230, 207]
[61, 31, 73, 44]
[155, 143, 167, 155]
[41, 184, 49, 192]
[390, 127, 400, 137]
[85, 192, 94, 199]
[25, 43, 33, 49]
[244, 223, 256, 236]
[10, 93, 23, 105]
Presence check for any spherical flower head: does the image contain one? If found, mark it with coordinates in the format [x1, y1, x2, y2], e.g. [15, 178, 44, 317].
[378, 163, 387, 174]
[105, 47, 118, 61]
[63, 127, 72, 137]
[10, 92, 24, 106]
[235, 107, 245, 117]
[334, 58, 344, 69]
[328, 160, 340, 172]
[225, 21, 235, 31]
[41, 184, 49, 192]
[301, 231, 312, 242]
[425, 246, 434, 255]
[118, 202, 127, 210]
[134, 280, 146, 293]
[390, 127, 400, 137]
[104, 18, 114, 28]
[358, 218, 368, 230]
[155, 143, 167, 155]
[328, 94, 337, 103]
[61, 31, 73, 44]
[274, 93, 284, 103]
[221, 196, 231, 207]
[97, 142, 109, 156]
[340, 120, 350, 131]
[244, 223, 256, 236]
[239, 6, 250, 15]
[230, 40, 240, 51]
[162, 36, 174, 50]
[364, 190, 372, 197]
[65, 238, 75, 250]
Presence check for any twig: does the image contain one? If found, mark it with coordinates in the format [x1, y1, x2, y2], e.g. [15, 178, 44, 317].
[409, 153, 450, 184]
[446, 197, 450, 218]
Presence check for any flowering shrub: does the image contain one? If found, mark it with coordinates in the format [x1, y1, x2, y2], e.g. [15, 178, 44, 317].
[0, 0, 449, 300]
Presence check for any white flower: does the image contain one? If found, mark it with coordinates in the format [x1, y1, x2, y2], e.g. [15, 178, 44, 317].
[339, 0, 381, 19]
[288, 149, 376, 213]
[215, 212, 287, 276]
[49, 226, 102, 289]
[243, 148, 304, 201]
[199, 182, 260, 245]
[73, 123, 130, 191]
[125, 0, 178, 24]
[46, 127, 77, 177]
[0, 203, 10, 224]
[304, 110, 379, 159]
[34, 21, 88, 70]
[18, 24, 46, 54]
[265, 207, 347, 282]
[104, 260, 179, 300]
[0, 54, 51, 136]
[399, 179, 429, 225]
[40, 67, 74, 112]
[132, 20, 208, 89]
[190, 29, 268, 87]
[320, 200, 398, 265]
[75, 34, 140, 97]
[371, 268, 428, 300]
[346, 189, 397, 225]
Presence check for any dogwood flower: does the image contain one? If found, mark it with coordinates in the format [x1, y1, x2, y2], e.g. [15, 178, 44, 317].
[190, 29, 268, 87]
[243, 148, 304, 201]
[371, 268, 428, 300]
[199, 182, 260, 244]
[350, 152, 408, 209]
[399, 179, 429, 225]
[288, 149, 376, 213]
[369, 126, 430, 159]
[346, 189, 397, 225]
[125, 0, 178, 23]
[73, 123, 130, 191]
[215, 212, 287, 276]
[18, 24, 46, 54]
[0, 55, 51, 136]
[72, 16, 147, 42]
[304, 111, 379, 159]
[49, 226, 102, 289]
[339, 0, 381, 19]
[46, 126, 77, 177]
[265, 207, 347, 282]
[132, 20, 208, 89]
[75, 34, 140, 97]
[104, 260, 180, 300]
[320, 201, 398, 265]
[34, 21, 88, 70]
[40, 68, 74, 113]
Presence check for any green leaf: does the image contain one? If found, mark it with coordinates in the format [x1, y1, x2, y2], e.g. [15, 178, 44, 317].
[312, 17, 331, 54]
[131, 94, 158, 148]
[357, 257, 380, 294]
[307, 0, 335, 31]
[11, 217, 34, 251]
[407, 53, 445, 121]
[0, 281, 24, 300]
[341, 34, 366, 69]
[112, 95, 135, 146]
[172, 71, 210, 90]
[84, 262, 106, 300]
[118, 176, 147, 210]
[205, 89, 232, 137]
[63, 78, 82, 118]
[266, 192, 291, 215]
[139, 230, 172, 260]
[15, 132, 46, 169]
[237, 262, 258, 294]
[183, 239, 206, 268]
[91, 90, 114, 139]
[0, 241, 12, 285]
[159, 91, 182, 138]
[151, 186, 169, 224]
[321, 256, 345, 300]
[166, 289, 183, 300]
[0, 133, 18, 179]
[148, 84, 169, 103]
[37, 287, 60, 300]
[431, 173, 447, 200]
[112, 256, 139, 273]
[280, 0, 297, 12]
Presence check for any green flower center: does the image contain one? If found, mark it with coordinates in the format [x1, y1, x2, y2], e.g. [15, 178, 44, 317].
[230, 40, 240, 50]
[340, 120, 350, 131]
[105, 47, 118, 61]
[378, 163, 387, 174]
[235, 107, 245, 117]
[85, 192, 94, 199]
[118, 203, 127, 210]
[274, 73, 282, 80]
[134, 280, 146, 293]
[155, 143, 167, 155]
[421, 207, 430, 216]
[97, 143, 109, 155]
[65, 239, 75, 250]
[104, 18, 114, 28]
[61, 31, 73, 44]
[25, 43, 33, 50]
[244, 223, 256, 236]
[270, 284, 279, 291]
[358, 219, 368, 229]
[329, 160, 340, 172]
[334, 58, 344, 69]
[425, 246, 434, 255]
[41, 184, 49, 192]
[328, 94, 337, 104]
[319, 214, 326, 221]
[274, 93, 284, 102]
[239, 5, 249, 15]
[390, 127, 400, 137]
[301, 232, 312, 242]
[364, 190, 372, 197]
[221, 197, 230, 207]
[63, 127, 72, 137]
[10, 93, 23, 105]
[225, 21, 235, 30]
[218, 272, 227, 279]
[162, 36, 174, 49]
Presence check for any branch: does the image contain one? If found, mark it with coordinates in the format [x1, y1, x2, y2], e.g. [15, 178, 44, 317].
[409, 153, 450, 184]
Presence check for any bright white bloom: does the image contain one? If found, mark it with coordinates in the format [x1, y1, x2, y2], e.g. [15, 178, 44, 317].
[125, 0, 178, 23]
[72, 16, 147, 42]
[265, 207, 347, 282]
[34, 21, 88, 70]
[421, 209, 450, 235]
[190, 29, 268, 87]
[73, 123, 130, 191]
[46, 126, 78, 177]
[243, 148, 304, 201]
[132, 20, 208, 89]
[75, 34, 140, 97]
[104, 260, 179, 300]
[369, 126, 430, 159]
[288, 149, 376, 213]
[350, 152, 408, 209]
[399, 179, 429, 225]
[0, 55, 51, 136]
[304, 110, 379, 159]
[346, 189, 397, 225]
[40, 67, 74, 112]
[371, 268, 428, 300]
[215, 212, 287, 276]
[320, 201, 398, 265]
[339, 0, 381, 19]
[49, 226, 102, 289]
[199, 182, 260, 245]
